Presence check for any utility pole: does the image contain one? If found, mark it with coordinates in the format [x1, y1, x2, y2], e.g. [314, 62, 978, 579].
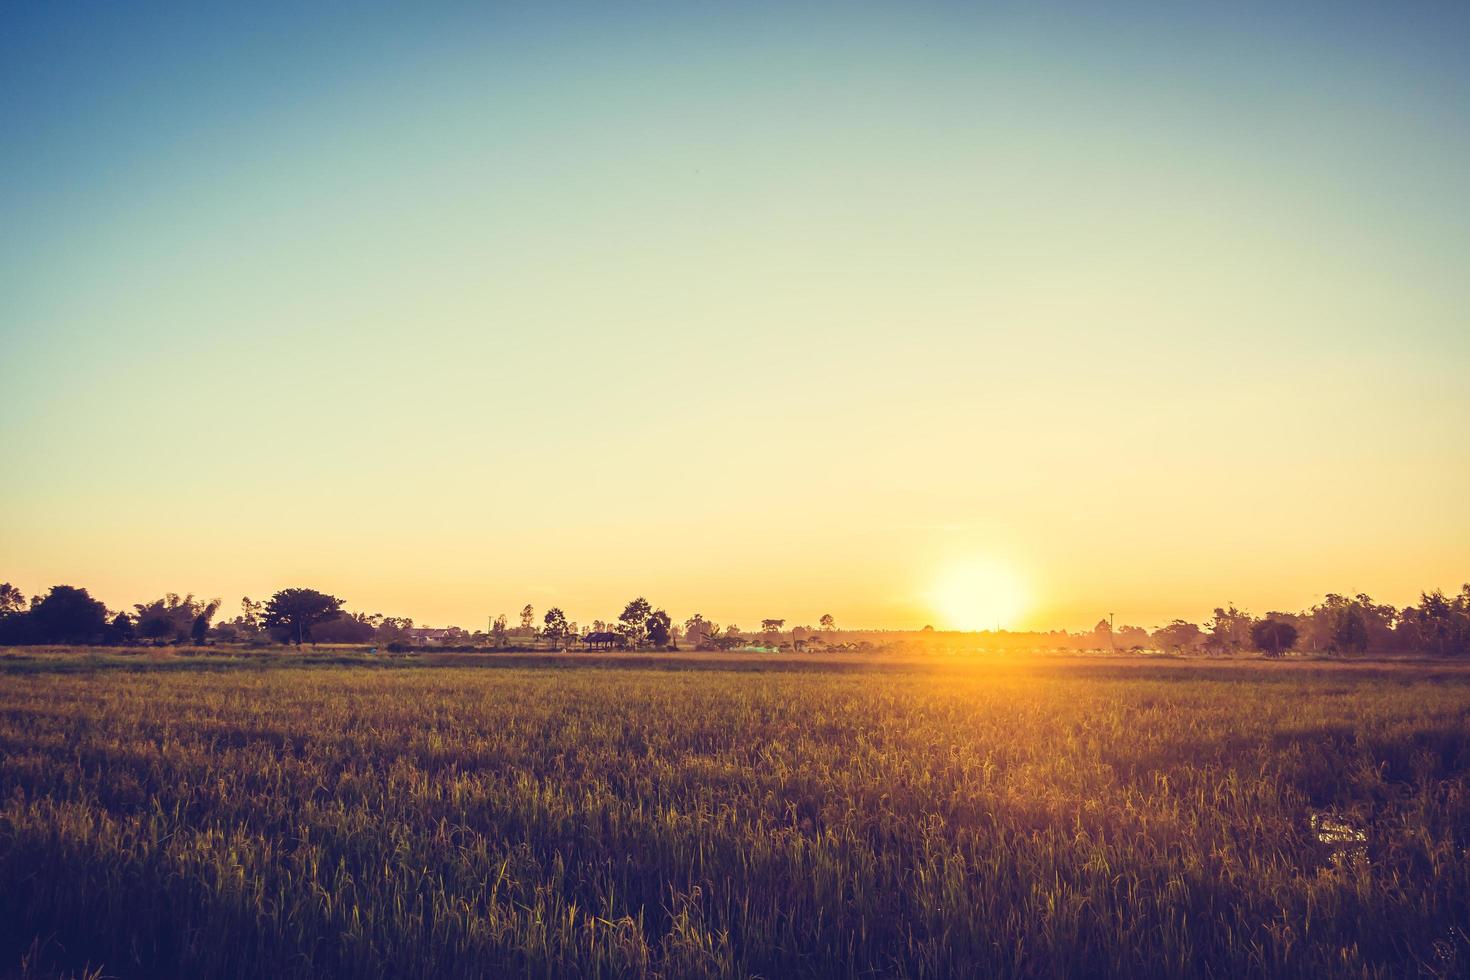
[1109, 611, 1115, 654]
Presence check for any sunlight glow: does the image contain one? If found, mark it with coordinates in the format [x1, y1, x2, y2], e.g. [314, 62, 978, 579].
[929, 559, 1030, 632]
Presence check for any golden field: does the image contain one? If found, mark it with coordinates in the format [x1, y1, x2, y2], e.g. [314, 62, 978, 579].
[1, 650, 1467, 978]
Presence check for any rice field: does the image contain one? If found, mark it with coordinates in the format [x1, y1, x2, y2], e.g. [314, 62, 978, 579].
[1, 652, 1468, 978]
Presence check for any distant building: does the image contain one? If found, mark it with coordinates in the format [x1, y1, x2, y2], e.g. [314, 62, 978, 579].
[583, 631, 626, 650]
[406, 627, 459, 645]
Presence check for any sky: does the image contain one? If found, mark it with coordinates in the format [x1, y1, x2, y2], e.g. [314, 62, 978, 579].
[2, 1, 1468, 633]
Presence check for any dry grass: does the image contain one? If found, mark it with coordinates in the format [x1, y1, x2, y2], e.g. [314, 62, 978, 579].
[1, 653, 1467, 977]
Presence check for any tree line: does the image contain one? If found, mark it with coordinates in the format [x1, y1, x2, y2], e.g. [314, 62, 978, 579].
[0, 585, 353, 647]
[1140, 589, 1470, 657]
[1, 579, 1467, 656]
[0, 582, 830, 652]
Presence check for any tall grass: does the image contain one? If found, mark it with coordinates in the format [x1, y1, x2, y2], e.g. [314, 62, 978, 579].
[1, 660, 1467, 977]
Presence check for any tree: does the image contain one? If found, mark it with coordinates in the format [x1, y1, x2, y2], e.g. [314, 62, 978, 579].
[646, 609, 672, 647]
[241, 596, 264, 633]
[192, 599, 222, 643]
[1352, 593, 1397, 650]
[714, 633, 745, 651]
[263, 588, 345, 646]
[619, 597, 652, 647]
[683, 614, 716, 648]
[138, 614, 174, 642]
[1204, 605, 1252, 655]
[103, 612, 135, 645]
[543, 607, 569, 645]
[29, 586, 108, 644]
[491, 614, 508, 647]
[134, 594, 220, 644]
[1330, 604, 1369, 655]
[1151, 619, 1202, 654]
[1251, 617, 1299, 658]
[214, 596, 265, 641]
[520, 605, 535, 631]
[0, 609, 33, 644]
[687, 617, 722, 650]
[1406, 587, 1470, 657]
[1117, 625, 1150, 651]
[760, 619, 785, 634]
[819, 613, 835, 631]
[371, 616, 414, 645]
[1303, 593, 1394, 654]
[312, 612, 377, 644]
[0, 582, 24, 617]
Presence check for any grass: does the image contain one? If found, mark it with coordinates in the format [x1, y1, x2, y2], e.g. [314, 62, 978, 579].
[1, 652, 1467, 977]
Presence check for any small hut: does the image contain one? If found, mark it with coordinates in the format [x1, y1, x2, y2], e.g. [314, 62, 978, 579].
[583, 631, 626, 651]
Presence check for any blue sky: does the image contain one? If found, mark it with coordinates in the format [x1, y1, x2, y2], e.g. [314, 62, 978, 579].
[3, 2, 1468, 630]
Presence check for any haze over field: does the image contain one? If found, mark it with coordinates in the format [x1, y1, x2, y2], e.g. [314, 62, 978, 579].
[2, 2, 1467, 631]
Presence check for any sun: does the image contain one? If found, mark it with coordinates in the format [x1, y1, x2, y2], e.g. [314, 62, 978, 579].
[928, 558, 1029, 632]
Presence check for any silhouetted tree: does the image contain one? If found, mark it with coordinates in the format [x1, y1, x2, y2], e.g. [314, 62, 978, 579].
[1407, 587, 1470, 657]
[371, 616, 414, 645]
[1353, 593, 1398, 649]
[190, 613, 210, 644]
[0, 613, 32, 644]
[520, 605, 535, 631]
[647, 609, 672, 647]
[134, 594, 219, 644]
[312, 612, 377, 644]
[240, 596, 264, 633]
[619, 597, 652, 647]
[214, 596, 265, 641]
[29, 586, 108, 644]
[0, 583, 24, 617]
[138, 614, 174, 642]
[0, 583, 31, 644]
[103, 611, 135, 645]
[1302, 593, 1394, 654]
[543, 607, 569, 645]
[819, 613, 835, 631]
[1204, 605, 1252, 655]
[1331, 605, 1369, 655]
[263, 588, 345, 646]
[491, 614, 508, 647]
[1251, 617, 1299, 658]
